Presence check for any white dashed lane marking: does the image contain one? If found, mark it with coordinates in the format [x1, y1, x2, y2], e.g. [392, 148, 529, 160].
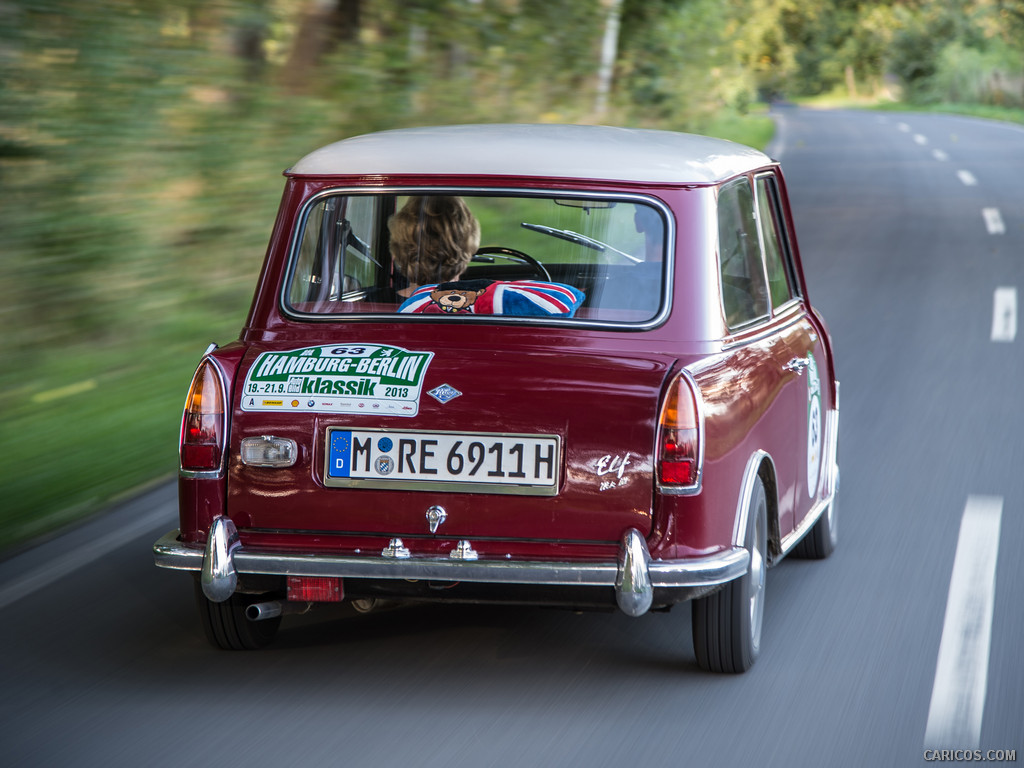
[957, 170, 978, 186]
[932, 149, 949, 161]
[914, 134, 928, 145]
[983, 208, 1006, 235]
[991, 287, 1017, 343]
[924, 496, 1003, 749]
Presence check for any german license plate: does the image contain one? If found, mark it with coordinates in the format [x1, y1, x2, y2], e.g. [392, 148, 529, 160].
[325, 428, 560, 495]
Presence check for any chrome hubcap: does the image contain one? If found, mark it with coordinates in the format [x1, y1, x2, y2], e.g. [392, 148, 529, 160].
[749, 504, 766, 652]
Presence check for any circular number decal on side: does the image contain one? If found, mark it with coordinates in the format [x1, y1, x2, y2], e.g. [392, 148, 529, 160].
[806, 354, 822, 499]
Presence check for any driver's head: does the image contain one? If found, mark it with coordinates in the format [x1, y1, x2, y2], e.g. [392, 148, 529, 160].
[388, 196, 481, 286]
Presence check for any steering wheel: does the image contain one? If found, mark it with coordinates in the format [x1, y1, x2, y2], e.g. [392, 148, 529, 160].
[472, 247, 551, 282]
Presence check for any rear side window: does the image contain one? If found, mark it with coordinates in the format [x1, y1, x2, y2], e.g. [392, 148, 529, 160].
[287, 195, 380, 307]
[283, 191, 669, 326]
[717, 178, 769, 329]
[755, 174, 796, 310]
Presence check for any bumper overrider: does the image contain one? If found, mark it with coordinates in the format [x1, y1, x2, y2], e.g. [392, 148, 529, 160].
[153, 522, 749, 617]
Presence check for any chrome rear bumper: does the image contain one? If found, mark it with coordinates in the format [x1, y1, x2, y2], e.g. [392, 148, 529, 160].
[154, 521, 749, 617]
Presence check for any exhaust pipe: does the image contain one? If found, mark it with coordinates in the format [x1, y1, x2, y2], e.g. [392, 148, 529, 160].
[245, 600, 313, 621]
[246, 601, 283, 621]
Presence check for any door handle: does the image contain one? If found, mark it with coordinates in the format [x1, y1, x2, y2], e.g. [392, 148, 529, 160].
[784, 357, 810, 374]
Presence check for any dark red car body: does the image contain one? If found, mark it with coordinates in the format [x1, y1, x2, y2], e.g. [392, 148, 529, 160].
[155, 124, 839, 672]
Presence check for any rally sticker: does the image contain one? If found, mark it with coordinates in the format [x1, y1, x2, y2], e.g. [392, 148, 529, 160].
[806, 353, 822, 499]
[241, 344, 434, 417]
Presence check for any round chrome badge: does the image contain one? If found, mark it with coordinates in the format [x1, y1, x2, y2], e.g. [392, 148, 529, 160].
[374, 456, 395, 476]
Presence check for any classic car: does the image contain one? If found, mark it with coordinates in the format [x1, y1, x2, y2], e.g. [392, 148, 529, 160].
[153, 124, 839, 673]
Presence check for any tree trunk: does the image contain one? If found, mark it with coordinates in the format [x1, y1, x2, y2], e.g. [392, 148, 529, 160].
[595, 0, 623, 119]
[281, 0, 361, 94]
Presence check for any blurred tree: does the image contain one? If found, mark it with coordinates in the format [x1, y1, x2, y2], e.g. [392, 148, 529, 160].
[616, 0, 750, 125]
[595, 0, 623, 118]
[886, 1, 958, 101]
[882, 0, 1024, 105]
[990, 0, 1024, 42]
[832, 3, 899, 98]
[281, 0, 361, 93]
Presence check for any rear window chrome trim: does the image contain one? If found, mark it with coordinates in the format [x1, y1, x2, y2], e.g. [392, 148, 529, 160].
[719, 304, 809, 351]
[279, 187, 675, 332]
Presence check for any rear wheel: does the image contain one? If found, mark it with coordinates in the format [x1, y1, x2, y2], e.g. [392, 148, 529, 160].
[793, 470, 838, 559]
[692, 476, 767, 673]
[194, 582, 281, 650]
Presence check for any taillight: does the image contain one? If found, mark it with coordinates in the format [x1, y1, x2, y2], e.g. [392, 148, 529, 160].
[287, 576, 343, 602]
[180, 358, 227, 473]
[657, 371, 702, 491]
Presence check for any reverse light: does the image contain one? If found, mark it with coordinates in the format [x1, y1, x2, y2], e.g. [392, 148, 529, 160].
[657, 370, 703, 492]
[240, 435, 298, 467]
[180, 358, 227, 473]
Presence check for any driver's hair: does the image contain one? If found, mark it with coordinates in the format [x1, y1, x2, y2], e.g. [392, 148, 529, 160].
[388, 196, 481, 286]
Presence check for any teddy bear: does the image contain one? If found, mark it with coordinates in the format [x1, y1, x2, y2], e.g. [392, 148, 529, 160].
[429, 287, 485, 312]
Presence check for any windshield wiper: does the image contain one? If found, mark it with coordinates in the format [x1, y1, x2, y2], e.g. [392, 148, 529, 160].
[520, 222, 643, 264]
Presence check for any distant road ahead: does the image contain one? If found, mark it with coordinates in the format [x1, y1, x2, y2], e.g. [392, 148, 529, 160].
[2, 108, 1022, 767]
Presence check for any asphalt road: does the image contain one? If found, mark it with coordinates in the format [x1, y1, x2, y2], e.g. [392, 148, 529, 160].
[2, 108, 1022, 767]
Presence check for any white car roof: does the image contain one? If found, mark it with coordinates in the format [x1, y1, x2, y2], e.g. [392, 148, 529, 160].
[288, 124, 771, 184]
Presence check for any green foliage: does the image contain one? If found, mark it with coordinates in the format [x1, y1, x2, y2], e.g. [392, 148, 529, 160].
[709, 0, 1023, 106]
[881, 0, 1024, 106]
[928, 39, 1024, 106]
[618, 0, 751, 124]
[885, 1, 958, 102]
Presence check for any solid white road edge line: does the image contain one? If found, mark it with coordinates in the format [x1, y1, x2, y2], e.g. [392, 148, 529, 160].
[923, 496, 1003, 749]
[991, 287, 1017, 343]
[0, 504, 170, 610]
[982, 208, 1005, 235]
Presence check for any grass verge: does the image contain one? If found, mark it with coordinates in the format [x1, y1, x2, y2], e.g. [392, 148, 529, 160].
[795, 88, 1024, 127]
[0, 325, 241, 554]
[871, 100, 1024, 126]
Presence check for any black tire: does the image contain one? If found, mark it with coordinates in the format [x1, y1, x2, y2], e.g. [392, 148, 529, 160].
[692, 477, 767, 673]
[793, 473, 838, 559]
[194, 582, 281, 650]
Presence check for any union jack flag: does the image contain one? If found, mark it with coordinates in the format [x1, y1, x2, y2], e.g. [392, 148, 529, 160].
[398, 280, 584, 316]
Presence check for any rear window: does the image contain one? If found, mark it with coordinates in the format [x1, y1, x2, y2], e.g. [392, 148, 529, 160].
[283, 191, 669, 325]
